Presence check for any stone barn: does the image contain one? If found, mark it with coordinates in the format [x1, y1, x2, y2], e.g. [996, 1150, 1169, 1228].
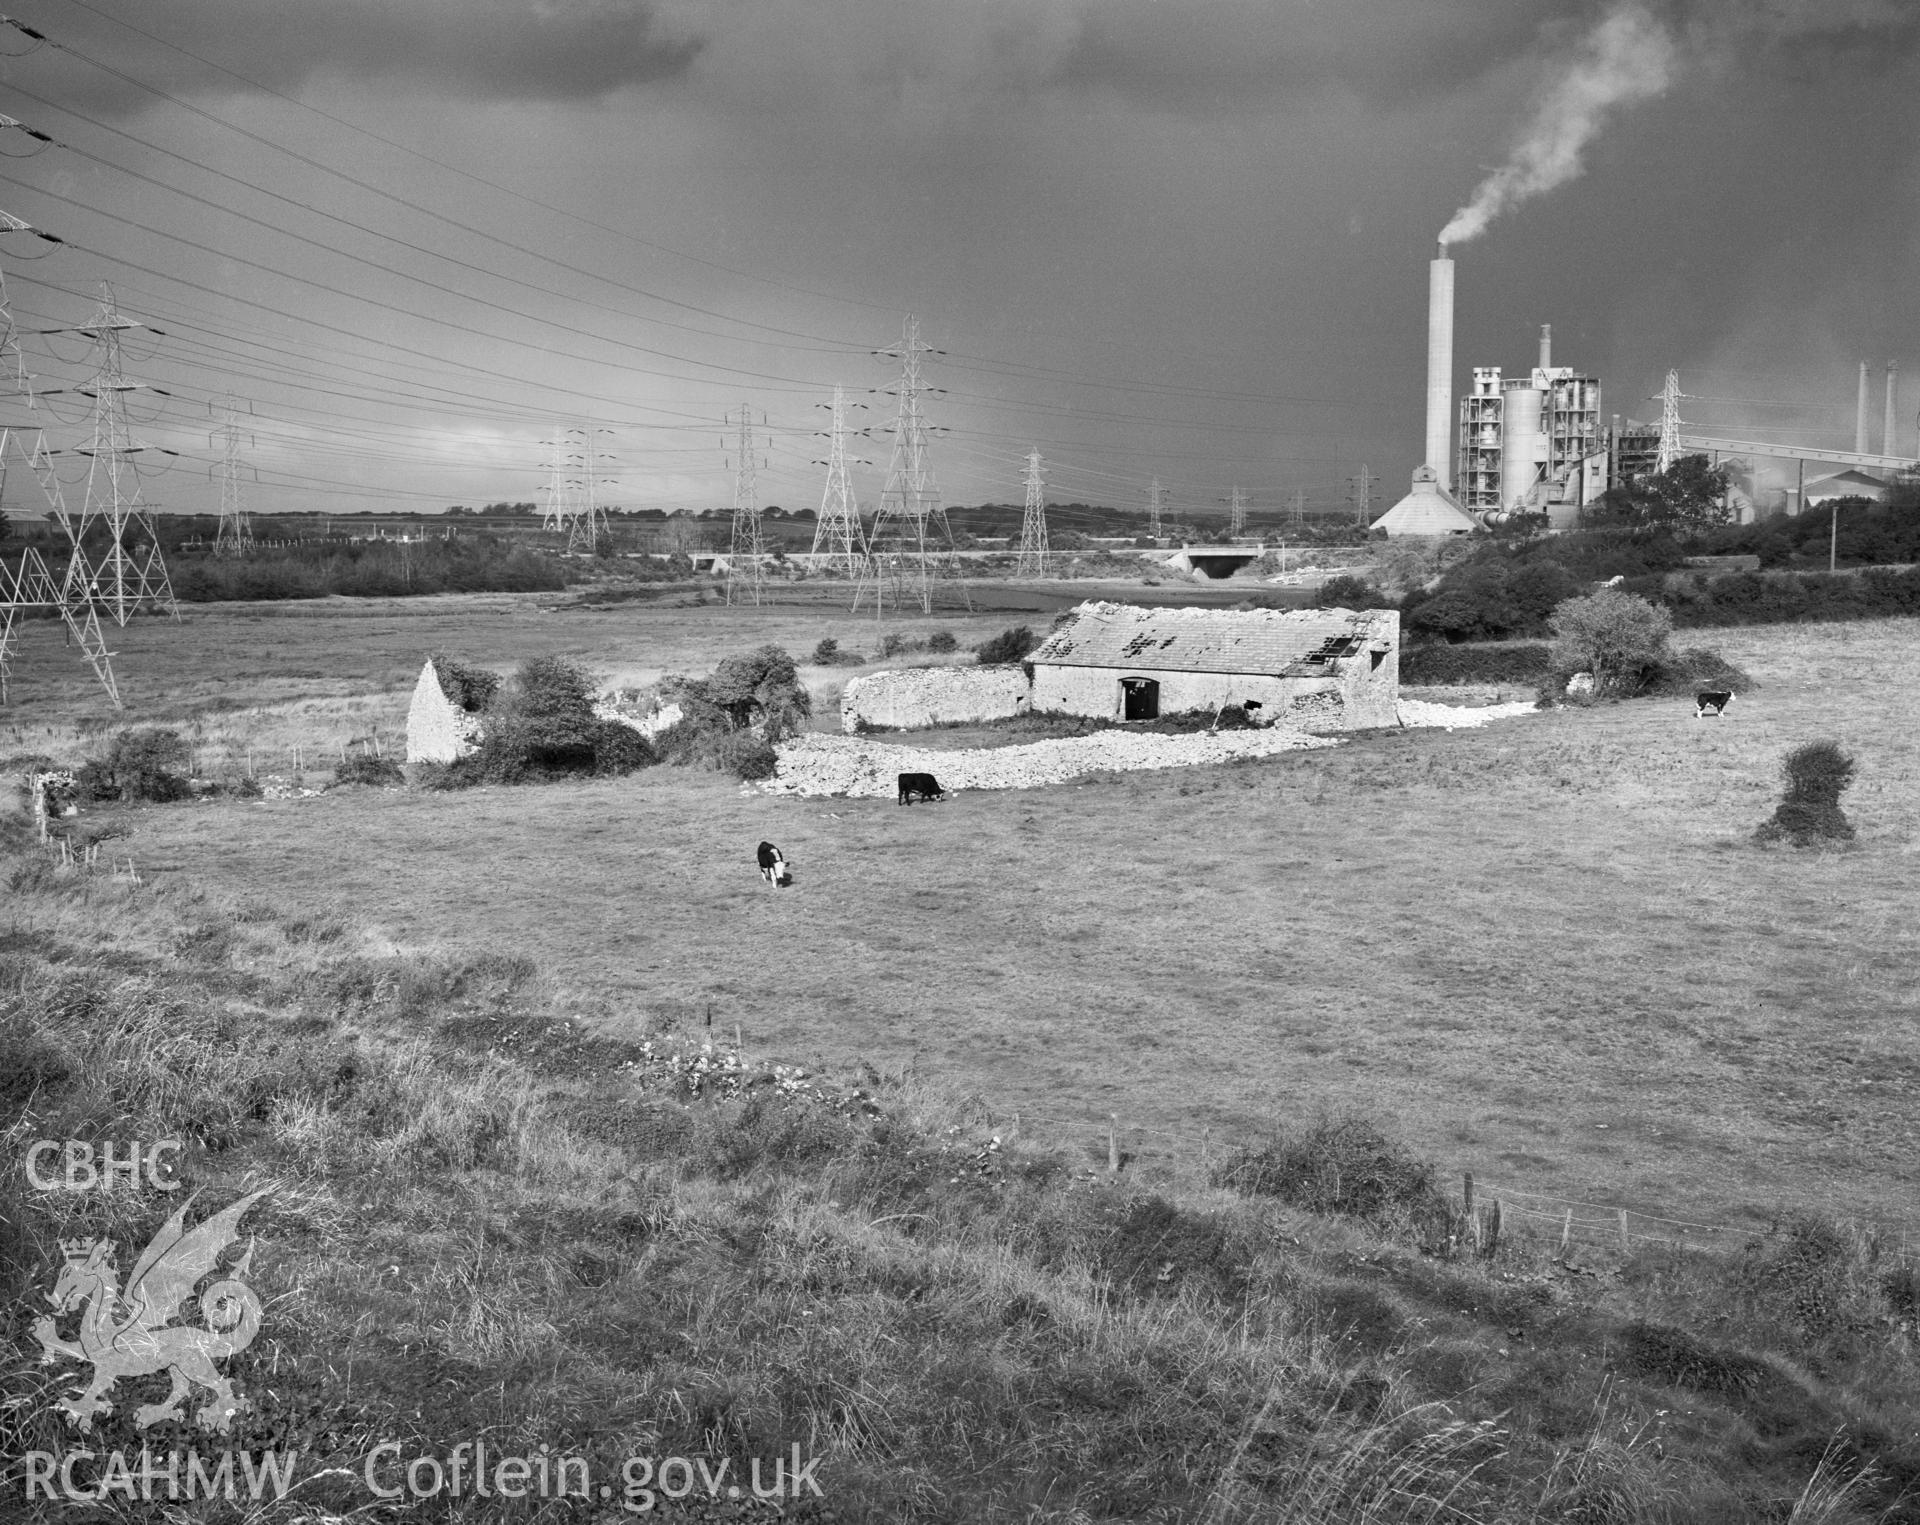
[1023, 602, 1398, 731]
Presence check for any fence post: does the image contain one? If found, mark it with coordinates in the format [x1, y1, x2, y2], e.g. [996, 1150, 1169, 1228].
[1483, 1200, 1502, 1262]
[1108, 1115, 1120, 1175]
[1560, 1209, 1573, 1260]
[1617, 1209, 1631, 1254]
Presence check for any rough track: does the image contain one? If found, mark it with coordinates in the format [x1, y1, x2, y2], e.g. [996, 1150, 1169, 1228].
[765, 698, 1537, 798]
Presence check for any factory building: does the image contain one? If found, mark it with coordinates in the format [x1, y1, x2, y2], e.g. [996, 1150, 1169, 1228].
[1454, 326, 1607, 528]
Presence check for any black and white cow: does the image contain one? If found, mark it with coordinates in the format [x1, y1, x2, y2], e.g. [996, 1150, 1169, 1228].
[756, 840, 792, 886]
[1694, 690, 1736, 718]
[897, 771, 948, 806]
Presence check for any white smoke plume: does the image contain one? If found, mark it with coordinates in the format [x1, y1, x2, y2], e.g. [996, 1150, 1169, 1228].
[1440, 6, 1676, 247]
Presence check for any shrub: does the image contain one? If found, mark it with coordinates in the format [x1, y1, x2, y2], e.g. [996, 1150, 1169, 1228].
[431, 654, 501, 713]
[811, 638, 839, 666]
[715, 733, 778, 781]
[1214, 1114, 1441, 1223]
[927, 630, 958, 653]
[448, 656, 642, 786]
[681, 645, 811, 742]
[1404, 590, 1495, 644]
[591, 722, 655, 777]
[649, 646, 809, 778]
[975, 625, 1039, 664]
[878, 632, 912, 659]
[1313, 574, 1387, 610]
[1547, 589, 1672, 695]
[333, 754, 404, 788]
[76, 728, 192, 804]
[1755, 740, 1856, 846]
[1633, 647, 1754, 699]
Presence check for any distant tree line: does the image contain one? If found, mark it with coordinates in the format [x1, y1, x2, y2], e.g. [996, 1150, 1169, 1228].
[168, 535, 572, 602]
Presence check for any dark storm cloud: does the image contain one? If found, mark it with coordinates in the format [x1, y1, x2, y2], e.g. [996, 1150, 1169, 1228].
[14, 0, 703, 112]
[1048, 0, 1920, 112]
[1048, 0, 1599, 110]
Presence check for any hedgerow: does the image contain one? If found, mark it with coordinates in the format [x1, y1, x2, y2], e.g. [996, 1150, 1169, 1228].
[1400, 642, 1552, 685]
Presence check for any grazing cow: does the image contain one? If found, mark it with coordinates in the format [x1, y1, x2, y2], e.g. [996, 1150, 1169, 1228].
[1695, 690, 1736, 718]
[756, 840, 792, 886]
[897, 771, 948, 806]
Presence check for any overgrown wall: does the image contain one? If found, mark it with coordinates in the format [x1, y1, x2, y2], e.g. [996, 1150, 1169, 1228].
[841, 666, 1032, 733]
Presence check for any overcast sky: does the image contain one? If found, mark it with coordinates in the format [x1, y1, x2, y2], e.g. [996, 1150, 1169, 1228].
[0, 0, 1914, 520]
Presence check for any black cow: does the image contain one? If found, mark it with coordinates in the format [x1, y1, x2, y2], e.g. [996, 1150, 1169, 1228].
[1694, 690, 1736, 718]
[897, 771, 948, 806]
[756, 840, 792, 886]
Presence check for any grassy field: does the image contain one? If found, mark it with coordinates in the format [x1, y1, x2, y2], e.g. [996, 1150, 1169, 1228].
[34, 606, 1916, 1248]
[5, 603, 1920, 1522]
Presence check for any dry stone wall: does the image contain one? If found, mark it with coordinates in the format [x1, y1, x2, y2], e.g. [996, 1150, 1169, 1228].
[769, 726, 1339, 798]
[770, 694, 1537, 798]
[841, 665, 1032, 734]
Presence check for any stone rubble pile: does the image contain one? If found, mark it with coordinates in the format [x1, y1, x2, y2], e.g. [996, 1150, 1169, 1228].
[765, 726, 1339, 798]
[1395, 698, 1540, 731]
[764, 697, 1538, 798]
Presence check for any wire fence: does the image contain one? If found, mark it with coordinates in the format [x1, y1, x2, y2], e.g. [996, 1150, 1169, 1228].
[963, 1104, 1920, 1261]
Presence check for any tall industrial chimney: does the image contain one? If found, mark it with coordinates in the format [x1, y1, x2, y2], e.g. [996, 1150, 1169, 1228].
[1856, 361, 1869, 453]
[1886, 361, 1900, 457]
[1426, 244, 1454, 491]
[1538, 324, 1552, 373]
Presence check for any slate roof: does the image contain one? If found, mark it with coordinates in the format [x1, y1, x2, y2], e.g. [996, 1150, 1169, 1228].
[1024, 601, 1387, 677]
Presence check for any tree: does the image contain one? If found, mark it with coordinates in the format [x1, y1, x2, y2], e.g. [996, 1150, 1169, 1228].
[1313, 574, 1386, 610]
[0, 508, 12, 542]
[1548, 588, 1673, 692]
[1584, 454, 1734, 531]
[665, 645, 811, 742]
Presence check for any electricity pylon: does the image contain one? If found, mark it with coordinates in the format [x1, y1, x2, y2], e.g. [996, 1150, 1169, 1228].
[538, 424, 612, 551]
[540, 430, 571, 533]
[724, 403, 766, 606]
[1654, 370, 1687, 475]
[0, 232, 120, 706]
[1218, 486, 1247, 538]
[855, 314, 970, 616]
[567, 426, 614, 553]
[1016, 449, 1050, 577]
[47, 285, 177, 626]
[1289, 489, 1307, 527]
[1347, 466, 1375, 527]
[810, 385, 868, 575]
[1147, 476, 1167, 541]
[210, 395, 254, 556]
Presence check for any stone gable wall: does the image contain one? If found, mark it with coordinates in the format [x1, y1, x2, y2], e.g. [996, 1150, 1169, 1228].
[841, 665, 1032, 734]
[404, 660, 481, 765]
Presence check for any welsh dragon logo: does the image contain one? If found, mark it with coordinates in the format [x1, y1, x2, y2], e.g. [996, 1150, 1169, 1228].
[33, 1188, 270, 1434]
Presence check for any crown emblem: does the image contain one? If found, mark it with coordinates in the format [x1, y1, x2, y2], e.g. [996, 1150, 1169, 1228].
[58, 1237, 100, 1261]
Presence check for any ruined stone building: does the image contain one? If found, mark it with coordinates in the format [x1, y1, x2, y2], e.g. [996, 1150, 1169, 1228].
[404, 659, 482, 765]
[1022, 601, 1398, 730]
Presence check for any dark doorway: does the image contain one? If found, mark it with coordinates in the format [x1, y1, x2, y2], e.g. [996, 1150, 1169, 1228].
[1120, 677, 1160, 720]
